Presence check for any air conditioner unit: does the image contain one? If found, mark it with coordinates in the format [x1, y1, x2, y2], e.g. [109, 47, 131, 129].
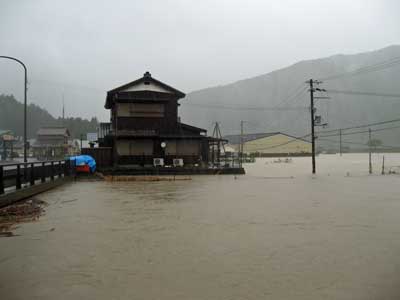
[153, 158, 164, 167]
[173, 158, 184, 167]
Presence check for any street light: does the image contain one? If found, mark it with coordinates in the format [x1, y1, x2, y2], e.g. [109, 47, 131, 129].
[0, 56, 28, 163]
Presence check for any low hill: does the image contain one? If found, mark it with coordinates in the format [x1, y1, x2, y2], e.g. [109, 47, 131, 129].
[0, 94, 98, 138]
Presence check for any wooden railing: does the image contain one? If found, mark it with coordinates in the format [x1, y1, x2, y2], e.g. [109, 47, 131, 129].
[0, 159, 74, 195]
[98, 122, 112, 139]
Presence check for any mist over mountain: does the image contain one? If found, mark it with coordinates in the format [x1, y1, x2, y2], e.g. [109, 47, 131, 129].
[180, 45, 400, 147]
[2, 45, 400, 149]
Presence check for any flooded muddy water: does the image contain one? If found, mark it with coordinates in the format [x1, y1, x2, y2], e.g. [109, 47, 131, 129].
[1, 154, 400, 299]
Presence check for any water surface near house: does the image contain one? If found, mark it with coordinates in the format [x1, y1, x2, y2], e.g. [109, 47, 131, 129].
[1, 154, 400, 299]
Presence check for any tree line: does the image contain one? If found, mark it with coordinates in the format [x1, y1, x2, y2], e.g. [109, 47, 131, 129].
[0, 94, 98, 139]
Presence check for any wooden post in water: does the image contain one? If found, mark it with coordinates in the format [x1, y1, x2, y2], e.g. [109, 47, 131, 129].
[381, 156, 385, 175]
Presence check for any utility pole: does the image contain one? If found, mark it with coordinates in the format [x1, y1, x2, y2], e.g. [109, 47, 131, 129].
[309, 79, 316, 174]
[368, 128, 372, 174]
[240, 120, 244, 168]
[339, 128, 342, 156]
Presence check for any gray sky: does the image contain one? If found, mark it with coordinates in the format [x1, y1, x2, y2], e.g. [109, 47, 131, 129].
[1, 0, 399, 121]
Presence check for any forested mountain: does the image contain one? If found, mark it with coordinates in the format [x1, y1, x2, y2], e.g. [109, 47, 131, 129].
[180, 45, 400, 148]
[0, 94, 98, 138]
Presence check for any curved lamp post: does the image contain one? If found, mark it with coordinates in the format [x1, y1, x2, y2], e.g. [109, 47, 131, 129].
[0, 56, 28, 163]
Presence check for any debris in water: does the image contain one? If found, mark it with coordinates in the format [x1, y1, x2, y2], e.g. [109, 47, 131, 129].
[61, 199, 78, 204]
[0, 198, 47, 238]
[102, 175, 192, 182]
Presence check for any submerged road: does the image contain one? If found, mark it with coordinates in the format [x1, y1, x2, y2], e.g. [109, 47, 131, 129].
[1, 154, 400, 299]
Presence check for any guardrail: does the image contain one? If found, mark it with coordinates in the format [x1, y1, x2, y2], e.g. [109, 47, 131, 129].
[0, 159, 75, 195]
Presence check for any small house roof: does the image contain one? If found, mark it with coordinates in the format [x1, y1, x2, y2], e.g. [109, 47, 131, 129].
[224, 132, 279, 145]
[0, 129, 12, 136]
[105, 71, 185, 109]
[37, 127, 70, 137]
[178, 122, 207, 133]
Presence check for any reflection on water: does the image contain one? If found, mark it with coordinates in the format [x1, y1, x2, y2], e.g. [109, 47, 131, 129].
[1, 154, 400, 299]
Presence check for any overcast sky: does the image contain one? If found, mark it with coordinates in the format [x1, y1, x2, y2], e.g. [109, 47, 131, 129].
[1, 0, 399, 121]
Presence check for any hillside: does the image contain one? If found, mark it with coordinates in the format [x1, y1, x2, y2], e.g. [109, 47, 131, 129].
[0, 94, 98, 138]
[180, 45, 400, 148]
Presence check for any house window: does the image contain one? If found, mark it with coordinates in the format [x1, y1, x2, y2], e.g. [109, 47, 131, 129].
[117, 103, 165, 118]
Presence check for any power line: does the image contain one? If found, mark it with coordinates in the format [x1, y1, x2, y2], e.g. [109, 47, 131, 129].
[316, 118, 400, 134]
[251, 125, 400, 152]
[319, 56, 400, 81]
[326, 89, 400, 98]
[318, 125, 400, 138]
[185, 103, 307, 111]
[246, 133, 312, 151]
[318, 138, 400, 149]
[275, 85, 308, 108]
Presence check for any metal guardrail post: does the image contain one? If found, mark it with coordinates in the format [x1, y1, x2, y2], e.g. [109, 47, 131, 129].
[16, 164, 21, 189]
[0, 165, 4, 194]
[58, 161, 62, 178]
[41, 162, 46, 183]
[30, 163, 35, 186]
[64, 159, 69, 176]
[50, 161, 54, 181]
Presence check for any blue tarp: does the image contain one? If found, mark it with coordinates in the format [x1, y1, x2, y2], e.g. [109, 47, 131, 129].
[69, 155, 96, 173]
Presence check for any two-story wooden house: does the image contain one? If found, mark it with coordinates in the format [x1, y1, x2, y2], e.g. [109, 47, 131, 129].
[98, 72, 212, 167]
[32, 127, 71, 160]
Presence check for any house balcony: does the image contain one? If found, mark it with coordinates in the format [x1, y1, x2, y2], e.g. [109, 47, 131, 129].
[98, 122, 160, 140]
[98, 122, 112, 140]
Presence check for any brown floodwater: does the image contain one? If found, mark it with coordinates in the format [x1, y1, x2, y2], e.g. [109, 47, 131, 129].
[1, 153, 400, 299]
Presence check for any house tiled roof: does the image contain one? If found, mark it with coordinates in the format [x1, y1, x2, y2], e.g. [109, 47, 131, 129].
[105, 72, 185, 109]
[36, 127, 70, 137]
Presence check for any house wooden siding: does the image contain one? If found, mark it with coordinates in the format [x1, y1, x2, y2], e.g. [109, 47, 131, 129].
[33, 127, 72, 159]
[111, 92, 180, 135]
[98, 72, 211, 167]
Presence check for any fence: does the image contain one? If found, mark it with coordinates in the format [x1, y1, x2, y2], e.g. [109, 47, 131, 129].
[0, 160, 74, 195]
[81, 147, 113, 168]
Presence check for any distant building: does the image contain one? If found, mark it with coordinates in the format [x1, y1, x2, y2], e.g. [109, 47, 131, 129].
[0, 129, 14, 160]
[32, 127, 72, 160]
[225, 132, 311, 156]
[97, 71, 219, 167]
